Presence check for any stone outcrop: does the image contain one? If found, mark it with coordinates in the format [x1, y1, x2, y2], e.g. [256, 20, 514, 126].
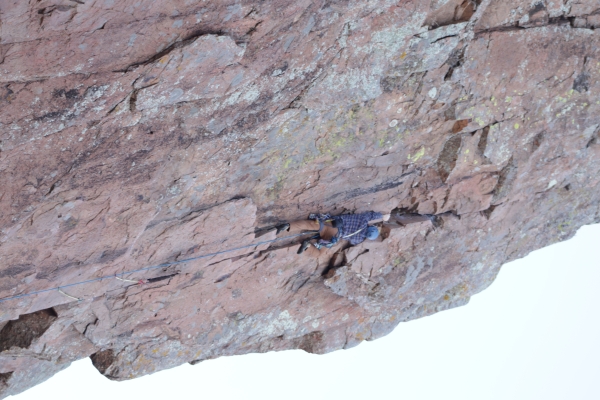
[1, 0, 599, 396]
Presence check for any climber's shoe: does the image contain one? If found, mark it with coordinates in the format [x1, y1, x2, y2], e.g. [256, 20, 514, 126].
[297, 240, 311, 254]
[275, 223, 290, 235]
[427, 214, 442, 230]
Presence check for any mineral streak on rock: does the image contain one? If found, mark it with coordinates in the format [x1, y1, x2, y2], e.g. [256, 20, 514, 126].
[1, 0, 599, 396]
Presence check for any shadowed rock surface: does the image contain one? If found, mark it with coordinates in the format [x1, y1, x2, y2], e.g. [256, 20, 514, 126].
[1, 0, 599, 396]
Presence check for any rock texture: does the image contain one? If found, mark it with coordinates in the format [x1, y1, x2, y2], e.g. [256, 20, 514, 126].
[1, 0, 599, 396]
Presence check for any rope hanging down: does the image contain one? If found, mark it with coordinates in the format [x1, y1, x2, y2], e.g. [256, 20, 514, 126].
[0, 231, 312, 304]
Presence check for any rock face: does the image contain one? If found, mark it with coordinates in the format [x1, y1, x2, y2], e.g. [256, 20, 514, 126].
[1, 0, 599, 396]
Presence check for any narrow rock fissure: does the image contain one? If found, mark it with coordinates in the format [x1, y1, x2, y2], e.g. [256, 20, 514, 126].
[114, 28, 229, 73]
[146, 273, 178, 284]
[475, 14, 595, 37]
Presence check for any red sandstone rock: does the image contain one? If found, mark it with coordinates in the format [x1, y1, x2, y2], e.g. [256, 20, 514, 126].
[1, 0, 599, 397]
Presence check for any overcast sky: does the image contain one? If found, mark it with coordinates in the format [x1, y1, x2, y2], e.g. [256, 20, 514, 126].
[11, 223, 600, 400]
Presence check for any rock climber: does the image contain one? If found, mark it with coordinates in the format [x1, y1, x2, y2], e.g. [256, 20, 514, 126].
[275, 211, 386, 255]
[276, 211, 443, 256]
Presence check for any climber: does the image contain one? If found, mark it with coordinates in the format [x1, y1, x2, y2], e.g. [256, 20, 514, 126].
[276, 211, 389, 255]
[276, 211, 443, 256]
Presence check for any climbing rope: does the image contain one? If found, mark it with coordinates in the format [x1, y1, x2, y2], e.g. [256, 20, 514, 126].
[0, 231, 312, 304]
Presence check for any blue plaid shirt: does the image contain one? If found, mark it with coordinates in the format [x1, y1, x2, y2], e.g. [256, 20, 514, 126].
[317, 211, 382, 246]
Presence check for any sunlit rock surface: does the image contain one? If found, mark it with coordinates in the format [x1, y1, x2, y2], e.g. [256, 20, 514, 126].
[1, 0, 599, 396]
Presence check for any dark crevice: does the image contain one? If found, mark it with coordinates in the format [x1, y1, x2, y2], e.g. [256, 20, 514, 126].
[129, 89, 139, 111]
[475, 15, 591, 37]
[437, 135, 462, 182]
[444, 47, 465, 81]
[296, 331, 324, 354]
[105, 95, 128, 115]
[573, 73, 589, 92]
[573, 55, 590, 93]
[147, 273, 178, 283]
[492, 157, 517, 205]
[477, 126, 492, 164]
[38, 6, 56, 15]
[0, 308, 58, 352]
[0, 372, 13, 389]
[244, 20, 263, 36]
[432, 34, 458, 44]
[475, 24, 525, 36]
[477, 126, 489, 155]
[90, 349, 116, 376]
[243, 7, 257, 19]
[0, 264, 32, 279]
[33, 110, 64, 122]
[45, 182, 56, 196]
[114, 28, 228, 73]
[214, 273, 232, 283]
[586, 130, 599, 148]
[253, 223, 282, 237]
[82, 318, 99, 336]
[531, 131, 544, 153]
[481, 204, 496, 220]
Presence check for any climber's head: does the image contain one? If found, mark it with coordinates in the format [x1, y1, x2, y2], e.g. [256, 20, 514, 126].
[366, 226, 380, 240]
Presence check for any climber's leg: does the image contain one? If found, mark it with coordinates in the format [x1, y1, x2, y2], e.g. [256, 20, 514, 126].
[281, 219, 321, 235]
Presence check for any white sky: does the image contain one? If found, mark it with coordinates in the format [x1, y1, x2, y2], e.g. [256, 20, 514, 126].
[10, 224, 600, 400]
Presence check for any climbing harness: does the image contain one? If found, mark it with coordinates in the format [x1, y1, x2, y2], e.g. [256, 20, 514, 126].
[0, 231, 311, 304]
[342, 227, 365, 239]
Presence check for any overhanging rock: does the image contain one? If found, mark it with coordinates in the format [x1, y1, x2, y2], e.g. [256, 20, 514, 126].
[1, 0, 599, 396]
